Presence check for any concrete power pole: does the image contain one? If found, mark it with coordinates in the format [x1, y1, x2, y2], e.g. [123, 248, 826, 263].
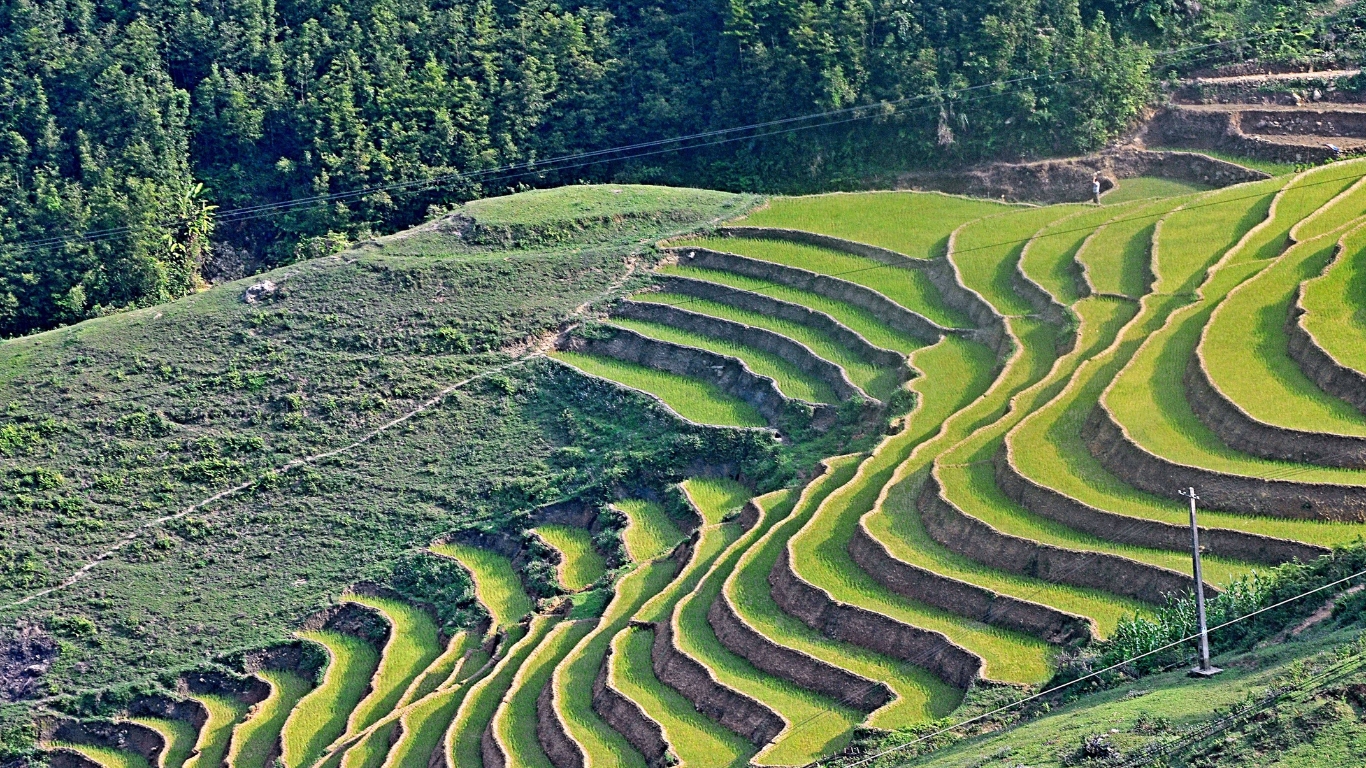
[1181, 487, 1221, 677]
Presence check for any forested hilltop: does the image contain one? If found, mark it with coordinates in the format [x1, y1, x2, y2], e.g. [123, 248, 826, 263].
[0, 0, 1358, 336]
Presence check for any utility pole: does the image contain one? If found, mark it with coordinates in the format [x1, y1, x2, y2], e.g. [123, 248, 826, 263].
[1181, 487, 1221, 677]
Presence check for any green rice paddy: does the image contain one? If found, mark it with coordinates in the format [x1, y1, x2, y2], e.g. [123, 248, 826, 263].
[1101, 176, 1213, 204]
[667, 489, 866, 766]
[609, 627, 755, 768]
[447, 619, 550, 768]
[228, 670, 312, 768]
[737, 191, 1013, 258]
[429, 542, 536, 629]
[724, 454, 963, 726]
[1202, 226, 1366, 436]
[48, 744, 151, 768]
[344, 595, 443, 735]
[403, 631, 477, 703]
[553, 560, 678, 768]
[339, 722, 394, 768]
[183, 694, 248, 768]
[549, 351, 768, 428]
[678, 237, 970, 328]
[607, 317, 838, 403]
[128, 718, 197, 768]
[534, 525, 608, 591]
[630, 291, 901, 400]
[654, 265, 926, 353]
[1293, 174, 1366, 242]
[1300, 222, 1366, 377]
[615, 499, 686, 562]
[1018, 204, 1144, 305]
[384, 686, 470, 768]
[282, 630, 381, 768]
[1078, 197, 1190, 298]
[492, 619, 595, 768]
[950, 205, 1084, 315]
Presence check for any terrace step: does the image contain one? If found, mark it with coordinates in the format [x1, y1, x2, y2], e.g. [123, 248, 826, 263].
[1291, 222, 1366, 416]
[487, 619, 594, 768]
[612, 300, 864, 403]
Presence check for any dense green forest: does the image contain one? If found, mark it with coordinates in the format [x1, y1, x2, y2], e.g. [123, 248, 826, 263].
[0, 0, 1355, 336]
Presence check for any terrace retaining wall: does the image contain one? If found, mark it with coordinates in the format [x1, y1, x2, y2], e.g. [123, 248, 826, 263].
[995, 445, 1328, 566]
[128, 694, 211, 733]
[892, 149, 1269, 203]
[768, 549, 982, 690]
[1186, 352, 1366, 468]
[646, 618, 785, 746]
[1143, 109, 1359, 164]
[847, 519, 1095, 644]
[707, 591, 892, 712]
[715, 226, 1014, 357]
[1287, 291, 1366, 416]
[537, 681, 585, 768]
[613, 300, 864, 403]
[42, 719, 165, 766]
[654, 275, 907, 372]
[1085, 402, 1366, 521]
[181, 670, 272, 707]
[591, 636, 672, 768]
[481, 722, 506, 768]
[917, 473, 1209, 604]
[45, 750, 102, 768]
[565, 327, 831, 431]
[667, 247, 945, 344]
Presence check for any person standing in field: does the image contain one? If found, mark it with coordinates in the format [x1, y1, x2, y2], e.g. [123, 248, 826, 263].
[1092, 173, 1102, 204]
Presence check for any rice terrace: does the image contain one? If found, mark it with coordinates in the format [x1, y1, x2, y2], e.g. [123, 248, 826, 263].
[14, 152, 1366, 766]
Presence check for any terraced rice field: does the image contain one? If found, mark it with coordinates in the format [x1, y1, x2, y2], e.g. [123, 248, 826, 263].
[59, 168, 1366, 768]
[548, 351, 767, 427]
[534, 525, 608, 591]
[1299, 223, 1366, 378]
[607, 316, 838, 403]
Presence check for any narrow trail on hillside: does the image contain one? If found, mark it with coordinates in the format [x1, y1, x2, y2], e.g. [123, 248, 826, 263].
[2, 357, 539, 611]
[4, 254, 648, 612]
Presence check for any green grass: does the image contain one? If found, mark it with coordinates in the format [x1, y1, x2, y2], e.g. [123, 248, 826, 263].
[344, 595, 443, 735]
[458, 184, 744, 229]
[725, 453, 963, 727]
[1076, 197, 1189, 298]
[282, 631, 382, 768]
[1301, 219, 1366, 376]
[677, 237, 971, 328]
[184, 694, 249, 768]
[128, 718, 197, 768]
[549, 351, 768, 428]
[553, 560, 679, 768]
[492, 619, 595, 768]
[384, 686, 469, 768]
[1018, 204, 1146, 306]
[228, 669, 312, 768]
[403, 631, 478, 703]
[534, 524, 608, 591]
[736, 191, 1014, 259]
[608, 626, 755, 768]
[654, 265, 926, 354]
[950, 205, 1084, 315]
[669, 489, 866, 766]
[430, 542, 537, 629]
[1150, 178, 1287, 295]
[681, 477, 752, 525]
[906, 624, 1363, 768]
[1202, 227, 1366, 436]
[615, 499, 686, 562]
[607, 317, 839, 403]
[447, 619, 547, 768]
[631, 291, 902, 401]
[1101, 176, 1213, 204]
[49, 744, 152, 768]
